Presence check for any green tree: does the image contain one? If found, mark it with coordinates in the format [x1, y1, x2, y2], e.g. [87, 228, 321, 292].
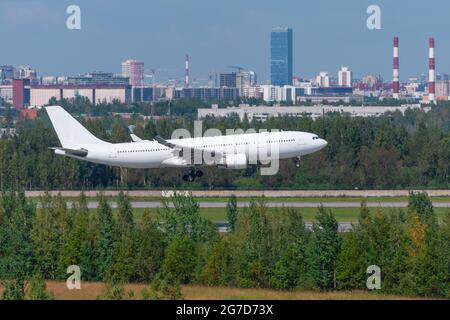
[97, 194, 116, 280]
[226, 194, 238, 232]
[26, 272, 54, 300]
[116, 191, 134, 235]
[97, 280, 131, 300]
[407, 191, 434, 223]
[109, 191, 137, 282]
[231, 199, 272, 288]
[336, 202, 372, 290]
[200, 239, 232, 286]
[158, 193, 218, 243]
[0, 191, 35, 300]
[162, 235, 197, 283]
[59, 192, 91, 278]
[31, 194, 63, 279]
[335, 232, 367, 290]
[308, 206, 342, 290]
[269, 208, 310, 290]
[142, 272, 183, 300]
[133, 211, 166, 282]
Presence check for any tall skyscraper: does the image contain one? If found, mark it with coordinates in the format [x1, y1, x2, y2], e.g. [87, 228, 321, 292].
[270, 27, 293, 86]
[121, 59, 145, 87]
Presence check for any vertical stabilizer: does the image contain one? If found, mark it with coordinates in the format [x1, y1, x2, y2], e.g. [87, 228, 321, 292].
[45, 106, 108, 148]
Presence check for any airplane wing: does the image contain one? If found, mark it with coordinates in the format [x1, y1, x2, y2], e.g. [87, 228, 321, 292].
[154, 135, 177, 149]
[130, 134, 143, 142]
[155, 135, 224, 158]
[49, 147, 88, 157]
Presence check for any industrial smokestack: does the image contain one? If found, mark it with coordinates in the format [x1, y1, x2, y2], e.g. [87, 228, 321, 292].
[184, 54, 190, 89]
[393, 36, 399, 99]
[428, 37, 435, 103]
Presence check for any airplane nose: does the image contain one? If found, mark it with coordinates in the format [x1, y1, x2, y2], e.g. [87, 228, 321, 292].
[319, 139, 328, 148]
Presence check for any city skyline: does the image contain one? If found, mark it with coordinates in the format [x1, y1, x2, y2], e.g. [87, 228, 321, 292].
[1, 0, 450, 81]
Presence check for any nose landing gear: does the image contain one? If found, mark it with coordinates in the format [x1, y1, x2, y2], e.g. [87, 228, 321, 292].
[182, 168, 203, 182]
[294, 156, 301, 168]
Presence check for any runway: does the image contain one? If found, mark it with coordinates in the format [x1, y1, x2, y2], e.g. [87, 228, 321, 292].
[24, 189, 450, 198]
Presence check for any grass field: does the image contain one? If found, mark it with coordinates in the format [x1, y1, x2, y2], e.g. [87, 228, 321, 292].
[9, 281, 427, 300]
[100, 207, 450, 223]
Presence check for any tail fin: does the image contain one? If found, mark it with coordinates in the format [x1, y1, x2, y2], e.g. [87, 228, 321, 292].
[45, 106, 107, 148]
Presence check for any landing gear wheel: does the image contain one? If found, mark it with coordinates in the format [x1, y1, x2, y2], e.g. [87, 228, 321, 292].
[184, 168, 202, 182]
[196, 170, 203, 177]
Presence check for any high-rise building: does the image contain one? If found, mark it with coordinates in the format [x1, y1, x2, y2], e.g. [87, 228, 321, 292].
[316, 72, 330, 87]
[219, 73, 237, 87]
[68, 72, 129, 86]
[121, 59, 145, 87]
[435, 80, 449, 97]
[18, 65, 37, 80]
[236, 71, 257, 87]
[338, 66, 352, 87]
[12, 79, 30, 109]
[0, 65, 16, 83]
[173, 87, 239, 102]
[270, 27, 293, 86]
[436, 73, 450, 81]
[236, 71, 257, 95]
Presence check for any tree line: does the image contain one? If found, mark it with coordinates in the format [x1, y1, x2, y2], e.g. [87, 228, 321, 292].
[0, 191, 449, 299]
[3, 101, 450, 189]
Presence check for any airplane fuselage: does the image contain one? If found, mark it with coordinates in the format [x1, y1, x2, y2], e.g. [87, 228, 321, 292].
[61, 131, 327, 169]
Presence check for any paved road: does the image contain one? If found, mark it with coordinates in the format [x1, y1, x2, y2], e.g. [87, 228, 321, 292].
[213, 221, 353, 233]
[79, 201, 450, 209]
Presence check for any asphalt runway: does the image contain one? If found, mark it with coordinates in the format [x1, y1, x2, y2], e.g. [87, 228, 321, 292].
[24, 189, 450, 197]
[80, 201, 450, 209]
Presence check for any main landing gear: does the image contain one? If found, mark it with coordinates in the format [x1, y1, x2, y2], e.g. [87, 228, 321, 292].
[182, 168, 203, 182]
[294, 156, 301, 168]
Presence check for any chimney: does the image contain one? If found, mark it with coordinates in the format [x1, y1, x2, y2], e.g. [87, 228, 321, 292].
[428, 38, 435, 102]
[393, 36, 399, 99]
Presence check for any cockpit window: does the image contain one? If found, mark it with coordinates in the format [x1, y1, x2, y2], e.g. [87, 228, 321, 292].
[312, 136, 319, 140]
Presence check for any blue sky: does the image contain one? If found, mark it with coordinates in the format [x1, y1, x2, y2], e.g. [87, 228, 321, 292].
[1, 0, 449, 82]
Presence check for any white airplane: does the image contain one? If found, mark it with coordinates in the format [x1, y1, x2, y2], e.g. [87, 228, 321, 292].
[45, 106, 328, 181]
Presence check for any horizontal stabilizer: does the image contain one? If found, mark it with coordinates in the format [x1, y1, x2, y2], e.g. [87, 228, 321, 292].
[50, 147, 88, 157]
